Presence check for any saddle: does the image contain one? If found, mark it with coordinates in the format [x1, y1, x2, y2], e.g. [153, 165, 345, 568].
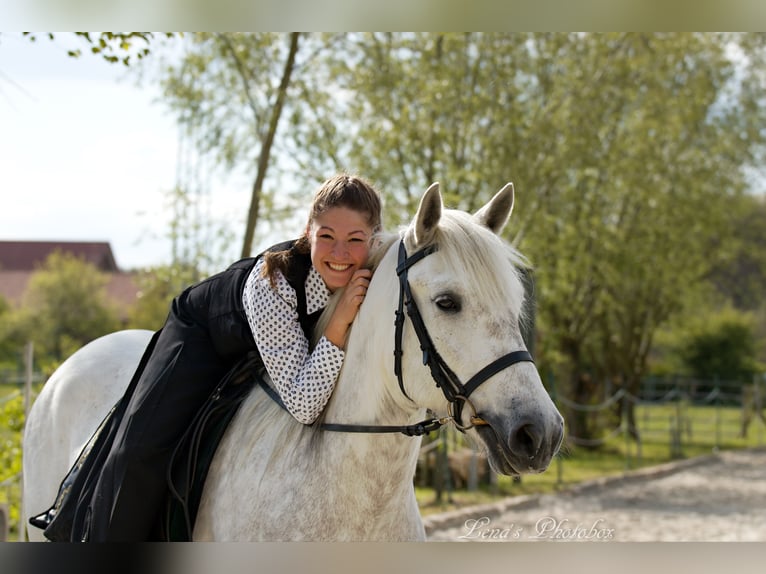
[161, 352, 261, 541]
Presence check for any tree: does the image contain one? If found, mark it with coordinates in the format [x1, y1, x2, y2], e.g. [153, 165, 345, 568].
[157, 32, 304, 258]
[294, 33, 766, 442]
[507, 33, 766, 441]
[22, 252, 120, 366]
[296, 33, 538, 222]
[0, 296, 13, 367]
[126, 266, 192, 332]
[671, 306, 762, 382]
[707, 193, 766, 311]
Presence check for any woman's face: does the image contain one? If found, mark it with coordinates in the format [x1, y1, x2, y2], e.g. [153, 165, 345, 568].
[309, 206, 373, 292]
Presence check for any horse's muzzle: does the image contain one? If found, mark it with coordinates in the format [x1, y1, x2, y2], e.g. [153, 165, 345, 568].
[476, 414, 564, 475]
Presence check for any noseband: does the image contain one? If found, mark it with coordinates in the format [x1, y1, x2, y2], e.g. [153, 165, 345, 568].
[393, 240, 534, 431]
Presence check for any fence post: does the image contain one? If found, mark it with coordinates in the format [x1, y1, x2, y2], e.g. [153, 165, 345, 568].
[19, 341, 34, 542]
[547, 370, 564, 489]
[622, 393, 631, 471]
[0, 503, 7, 542]
[714, 376, 721, 451]
[756, 375, 764, 447]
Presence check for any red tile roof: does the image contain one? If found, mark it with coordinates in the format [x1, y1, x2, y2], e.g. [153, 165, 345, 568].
[0, 270, 140, 312]
[0, 240, 119, 272]
[0, 241, 139, 320]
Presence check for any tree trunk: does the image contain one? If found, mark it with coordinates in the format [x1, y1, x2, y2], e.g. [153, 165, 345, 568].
[240, 32, 301, 258]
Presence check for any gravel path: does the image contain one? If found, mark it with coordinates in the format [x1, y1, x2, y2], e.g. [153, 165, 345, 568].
[424, 447, 766, 542]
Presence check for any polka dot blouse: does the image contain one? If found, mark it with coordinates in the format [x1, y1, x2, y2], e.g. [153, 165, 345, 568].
[242, 257, 344, 424]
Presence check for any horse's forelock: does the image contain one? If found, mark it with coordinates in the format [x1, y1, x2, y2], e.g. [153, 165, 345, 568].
[431, 210, 528, 313]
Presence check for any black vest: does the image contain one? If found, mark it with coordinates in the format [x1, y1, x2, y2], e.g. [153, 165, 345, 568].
[233, 239, 324, 345]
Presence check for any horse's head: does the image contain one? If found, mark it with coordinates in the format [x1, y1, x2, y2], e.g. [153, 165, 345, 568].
[396, 182, 564, 475]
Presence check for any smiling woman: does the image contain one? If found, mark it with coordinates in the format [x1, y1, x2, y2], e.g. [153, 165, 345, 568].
[28, 173, 383, 542]
[310, 207, 372, 293]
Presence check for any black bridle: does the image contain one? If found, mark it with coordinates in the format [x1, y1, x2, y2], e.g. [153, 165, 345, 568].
[392, 240, 534, 430]
[319, 239, 535, 436]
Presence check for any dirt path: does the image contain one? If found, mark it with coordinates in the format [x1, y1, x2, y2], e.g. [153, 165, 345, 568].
[424, 448, 766, 541]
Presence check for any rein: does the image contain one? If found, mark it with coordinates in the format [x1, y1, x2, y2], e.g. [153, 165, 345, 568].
[262, 239, 535, 437]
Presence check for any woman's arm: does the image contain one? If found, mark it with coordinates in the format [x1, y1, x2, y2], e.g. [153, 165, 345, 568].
[242, 260, 344, 424]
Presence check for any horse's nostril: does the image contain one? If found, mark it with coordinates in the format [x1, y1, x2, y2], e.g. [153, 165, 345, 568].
[512, 422, 542, 460]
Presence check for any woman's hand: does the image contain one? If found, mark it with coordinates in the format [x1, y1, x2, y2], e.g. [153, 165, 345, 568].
[323, 269, 372, 349]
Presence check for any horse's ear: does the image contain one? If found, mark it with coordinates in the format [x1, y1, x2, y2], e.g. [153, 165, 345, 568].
[412, 182, 442, 247]
[474, 183, 514, 235]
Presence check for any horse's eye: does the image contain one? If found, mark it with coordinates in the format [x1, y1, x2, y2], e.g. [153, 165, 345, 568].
[434, 294, 461, 313]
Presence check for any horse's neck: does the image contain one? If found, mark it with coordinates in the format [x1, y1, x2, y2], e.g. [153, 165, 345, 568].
[317, 245, 426, 487]
[323, 244, 421, 426]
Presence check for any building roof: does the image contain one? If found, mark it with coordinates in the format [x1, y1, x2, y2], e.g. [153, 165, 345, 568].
[0, 270, 140, 310]
[0, 241, 140, 320]
[0, 240, 119, 272]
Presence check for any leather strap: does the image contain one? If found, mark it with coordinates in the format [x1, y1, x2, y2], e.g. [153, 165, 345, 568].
[394, 240, 535, 428]
[462, 350, 534, 399]
[320, 417, 445, 436]
[258, 376, 446, 436]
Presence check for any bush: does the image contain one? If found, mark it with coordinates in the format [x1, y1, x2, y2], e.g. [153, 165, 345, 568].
[0, 393, 24, 534]
[678, 306, 762, 381]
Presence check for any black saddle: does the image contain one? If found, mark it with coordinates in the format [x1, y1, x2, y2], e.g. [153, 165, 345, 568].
[161, 352, 260, 540]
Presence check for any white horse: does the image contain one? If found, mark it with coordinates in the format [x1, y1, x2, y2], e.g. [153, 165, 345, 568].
[23, 183, 564, 541]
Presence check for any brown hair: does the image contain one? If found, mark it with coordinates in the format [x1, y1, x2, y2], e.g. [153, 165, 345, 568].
[262, 174, 382, 286]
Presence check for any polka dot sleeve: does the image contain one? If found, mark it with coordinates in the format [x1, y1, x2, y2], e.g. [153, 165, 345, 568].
[242, 258, 344, 424]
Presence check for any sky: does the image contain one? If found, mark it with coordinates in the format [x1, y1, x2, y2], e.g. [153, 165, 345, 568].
[0, 33, 248, 271]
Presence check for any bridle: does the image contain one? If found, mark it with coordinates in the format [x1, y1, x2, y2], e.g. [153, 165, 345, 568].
[319, 239, 535, 436]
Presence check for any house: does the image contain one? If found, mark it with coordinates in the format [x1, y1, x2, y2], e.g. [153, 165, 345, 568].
[0, 240, 140, 319]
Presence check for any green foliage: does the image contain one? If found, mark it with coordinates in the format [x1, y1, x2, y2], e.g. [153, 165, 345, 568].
[0, 392, 23, 529]
[0, 296, 19, 369]
[126, 264, 200, 331]
[0, 302, 34, 371]
[653, 299, 763, 381]
[678, 307, 762, 381]
[707, 194, 766, 311]
[21, 32, 176, 66]
[17, 252, 121, 368]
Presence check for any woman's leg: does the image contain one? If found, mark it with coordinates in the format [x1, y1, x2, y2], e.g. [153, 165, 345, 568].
[86, 303, 229, 541]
